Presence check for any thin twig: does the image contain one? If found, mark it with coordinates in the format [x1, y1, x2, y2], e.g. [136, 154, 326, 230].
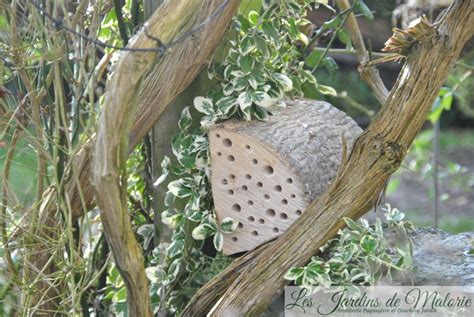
[335, 0, 389, 104]
[29, 0, 231, 54]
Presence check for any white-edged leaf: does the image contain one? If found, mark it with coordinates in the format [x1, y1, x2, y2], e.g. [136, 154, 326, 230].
[193, 96, 214, 115]
[145, 266, 159, 282]
[220, 217, 238, 233]
[273, 73, 293, 92]
[178, 107, 192, 131]
[213, 231, 224, 251]
[167, 178, 193, 198]
[223, 83, 234, 96]
[153, 156, 170, 187]
[192, 223, 216, 240]
[238, 91, 253, 111]
[317, 84, 337, 96]
[216, 96, 238, 115]
[252, 91, 277, 109]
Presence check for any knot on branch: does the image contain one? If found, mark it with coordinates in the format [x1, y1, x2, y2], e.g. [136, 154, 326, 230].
[381, 141, 403, 173]
[369, 135, 404, 174]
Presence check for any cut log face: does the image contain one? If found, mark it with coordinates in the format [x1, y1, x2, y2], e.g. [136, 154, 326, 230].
[210, 99, 362, 255]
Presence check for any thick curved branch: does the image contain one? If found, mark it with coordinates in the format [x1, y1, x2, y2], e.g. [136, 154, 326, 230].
[27, 0, 239, 313]
[186, 1, 473, 316]
[92, 1, 239, 315]
[336, 0, 389, 104]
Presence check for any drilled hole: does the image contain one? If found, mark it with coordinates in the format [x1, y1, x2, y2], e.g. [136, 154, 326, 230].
[221, 179, 228, 185]
[266, 209, 276, 217]
[281, 199, 288, 205]
[280, 213, 288, 220]
[274, 185, 282, 192]
[223, 138, 232, 147]
[217, 152, 222, 156]
[258, 218, 265, 224]
[231, 204, 241, 212]
[291, 194, 296, 198]
[264, 165, 274, 175]
[215, 133, 221, 138]
[273, 227, 279, 233]
[245, 145, 251, 150]
[248, 216, 255, 222]
[245, 174, 252, 180]
[247, 200, 254, 205]
[286, 178, 293, 184]
[238, 222, 244, 229]
[257, 182, 263, 188]
[252, 159, 258, 165]
[241, 185, 248, 191]
[228, 155, 235, 162]
[229, 174, 235, 179]
[264, 194, 270, 200]
[232, 237, 238, 242]
[228, 189, 234, 195]
[252, 231, 259, 236]
[296, 209, 302, 216]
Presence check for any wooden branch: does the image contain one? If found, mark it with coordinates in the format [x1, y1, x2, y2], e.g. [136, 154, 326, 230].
[336, 0, 389, 104]
[185, 1, 473, 316]
[26, 0, 239, 313]
[92, 1, 239, 316]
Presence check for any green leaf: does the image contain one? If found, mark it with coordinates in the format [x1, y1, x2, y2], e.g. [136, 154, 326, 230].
[337, 29, 352, 49]
[238, 55, 255, 73]
[213, 232, 224, 251]
[248, 76, 258, 90]
[306, 50, 323, 67]
[223, 83, 234, 96]
[262, 21, 280, 45]
[252, 105, 269, 120]
[153, 156, 170, 187]
[137, 224, 154, 249]
[251, 91, 276, 109]
[248, 11, 260, 25]
[216, 96, 238, 116]
[167, 233, 185, 257]
[192, 223, 216, 240]
[238, 91, 253, 111]
[343, 217, 362, 232]
[193, 96, 214, 115]
[167, 178, 194, 198]
[178, 107, 193, 131]
[273, 73, 293, 92]
[317, 84, 337, 96]
[360, 235, 378, 253]
[285, 267, 304, 281]
[240, 36, 256, 55]
[145, 266, 159, 283]
[220, 217, 238, 233]
[356, 1, 374, 20]
[321, 15, 343, 31]
[254, 36, 270, 58]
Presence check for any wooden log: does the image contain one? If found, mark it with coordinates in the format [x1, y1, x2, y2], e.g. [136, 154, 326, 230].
[210, 99, 362, 254]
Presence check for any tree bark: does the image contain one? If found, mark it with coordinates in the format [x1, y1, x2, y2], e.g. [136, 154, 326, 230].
[184, 1, 474, 316]
[92, 1, 240, 316]
[25, 0, 239, 314]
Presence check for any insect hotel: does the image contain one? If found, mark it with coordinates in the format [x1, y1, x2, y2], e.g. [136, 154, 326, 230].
[209, 99, 363, 255]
